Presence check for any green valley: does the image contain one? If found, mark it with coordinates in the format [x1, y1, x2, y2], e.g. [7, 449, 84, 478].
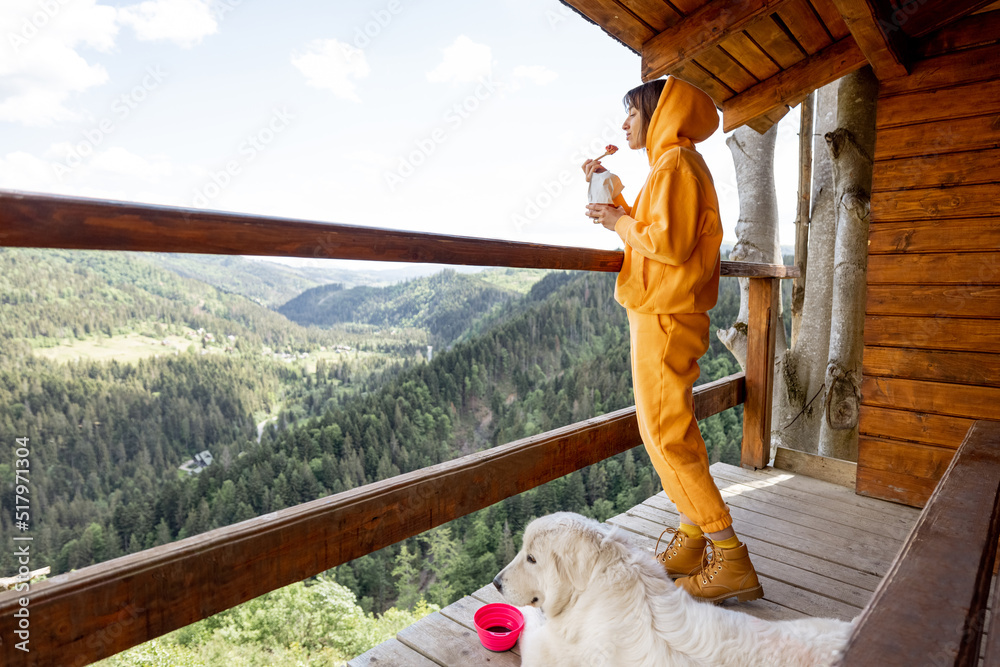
[0, 248, 757, 665]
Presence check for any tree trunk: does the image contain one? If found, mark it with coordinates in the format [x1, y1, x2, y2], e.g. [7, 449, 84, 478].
[772, 82, 838, 456]
[791, 92, 814, 346]
[717, 123, 784, 370]
[818, 66, 879, 461]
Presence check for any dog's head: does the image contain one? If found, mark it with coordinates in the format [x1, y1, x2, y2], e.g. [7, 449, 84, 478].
[492, 512, 633, 618]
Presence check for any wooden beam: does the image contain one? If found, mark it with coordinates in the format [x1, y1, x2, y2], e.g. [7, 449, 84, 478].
[0, 191, 799, 279]
[721, 260, 800, 278]
[984, 555, 1000, 667]
[859, 404, 977, 449]
[721, 36, 868, 132]
[863, 313, 1000, 354]
[918, 7, 1000, 57]
[829, 0, 910, 79]
[863, 346, 1000, 389]
[872, 151, 1000, 192]
[860, 376, 1000, 423]
[876, 78, 1000, 128]
[742, 277, 780, 469]
[641, 0, 796, 81]
[558, 0, 657, 52]
[896, 0, 998, 38]
[878, 41, 1000, 96]
[0, 374, 746, 667]
[746, 105, 791, 134]
[773, 446, 857, 489]
[839, 420, 1000, 666]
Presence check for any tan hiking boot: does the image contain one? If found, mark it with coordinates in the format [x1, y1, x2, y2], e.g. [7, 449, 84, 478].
[675, 541, 764, 603]
[654, 527, 707, 578]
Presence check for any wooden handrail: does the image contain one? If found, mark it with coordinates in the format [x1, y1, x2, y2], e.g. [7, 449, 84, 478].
[983, 546, 1000, 665]
[0, 191, 800, 278]
[838, 420, 1000, 666]
[0, 373, 745, 666]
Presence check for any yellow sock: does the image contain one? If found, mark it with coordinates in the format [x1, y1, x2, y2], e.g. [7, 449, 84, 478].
[711, 535, 741, 550]
[678, 523, 703, 538]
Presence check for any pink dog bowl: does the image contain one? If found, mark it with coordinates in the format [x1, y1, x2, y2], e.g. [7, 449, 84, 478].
[474, 603, 524, 651]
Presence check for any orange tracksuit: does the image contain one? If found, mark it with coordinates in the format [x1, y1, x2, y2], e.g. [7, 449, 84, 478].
[611, 77, 731, 533]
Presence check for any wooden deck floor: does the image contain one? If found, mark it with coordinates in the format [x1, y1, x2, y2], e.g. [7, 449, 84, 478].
[348, 462, 921, 666]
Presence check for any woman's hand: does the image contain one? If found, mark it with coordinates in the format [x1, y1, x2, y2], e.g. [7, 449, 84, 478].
[582, 159, 606, 183]
[586, 203, 625, 231]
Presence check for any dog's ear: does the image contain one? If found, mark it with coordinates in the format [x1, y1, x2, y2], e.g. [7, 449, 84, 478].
[541, 524, 597, 618]
[552, 549, 590, 593]
[542, 552, 577, 618]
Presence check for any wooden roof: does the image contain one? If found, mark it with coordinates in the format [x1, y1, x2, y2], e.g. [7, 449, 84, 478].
[561, 0, 1000, 132]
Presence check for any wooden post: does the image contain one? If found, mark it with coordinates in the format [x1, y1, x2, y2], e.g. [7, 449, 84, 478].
[791, 91, 814, 347]
[742, 277, 779, 469]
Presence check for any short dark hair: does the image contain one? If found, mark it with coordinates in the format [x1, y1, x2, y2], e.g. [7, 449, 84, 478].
[623, 79, 667, 148]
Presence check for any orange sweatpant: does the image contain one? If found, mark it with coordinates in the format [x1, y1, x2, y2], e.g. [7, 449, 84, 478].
[627, 309, 733, 534]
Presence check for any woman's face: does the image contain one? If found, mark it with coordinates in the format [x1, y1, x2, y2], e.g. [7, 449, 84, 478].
[623, 106, 642, 150]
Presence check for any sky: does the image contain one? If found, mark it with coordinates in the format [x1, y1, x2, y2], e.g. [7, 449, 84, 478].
[0, 0, 803, 271]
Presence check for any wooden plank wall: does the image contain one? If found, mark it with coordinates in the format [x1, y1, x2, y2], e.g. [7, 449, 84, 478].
[857, 18, 1000, 507]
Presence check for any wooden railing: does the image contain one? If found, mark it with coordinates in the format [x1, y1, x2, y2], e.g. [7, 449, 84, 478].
[839, 420, 1000, 667]
[0, 191, 799, 277]
[0, 190, 795, 666]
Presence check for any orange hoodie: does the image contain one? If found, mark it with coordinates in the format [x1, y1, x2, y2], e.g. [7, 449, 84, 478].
[612, 77, 723, 314]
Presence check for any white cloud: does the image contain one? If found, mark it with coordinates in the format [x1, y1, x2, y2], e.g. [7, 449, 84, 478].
[291, 39, 370, 102]
[89, 146, 174, 181]
[344, 150, 391, 169]
[512, 65, 557, 87]
[0, 0, 118, 126]
[426, 36, 492, 84]
[0, 150, 60, 189]
[118, 0, 217, 48]
[0, 144, 183, 208]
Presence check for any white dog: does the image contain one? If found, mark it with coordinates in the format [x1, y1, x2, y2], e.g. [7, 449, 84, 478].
[492, 512, 852, 667]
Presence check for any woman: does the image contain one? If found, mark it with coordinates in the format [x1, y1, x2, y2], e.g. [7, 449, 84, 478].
[583, 77, 762, 604]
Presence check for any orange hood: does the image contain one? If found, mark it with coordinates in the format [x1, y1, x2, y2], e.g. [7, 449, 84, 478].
[610, 77, 723, 315]
[645, 77, 720, 165]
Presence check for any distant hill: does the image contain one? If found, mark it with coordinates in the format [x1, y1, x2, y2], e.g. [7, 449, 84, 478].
[0, 248, 353, 352]
[143, 254, 467, 308]
[140, 253, 333, 308]
[143, 254, 551, 311]
[278, 269, 528, 343]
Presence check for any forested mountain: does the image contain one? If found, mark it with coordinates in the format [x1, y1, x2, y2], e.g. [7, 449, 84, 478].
[143, 253, 459, 307]
[141, 253, 335, 308]
[0, 249, 430, 574]
[278, 269, 528, 344]
[0, 248, 760, 665]
[1, 248, 339, 351]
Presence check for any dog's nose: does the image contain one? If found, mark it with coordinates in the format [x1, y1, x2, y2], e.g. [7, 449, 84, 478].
[492, 573, 503, 592]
